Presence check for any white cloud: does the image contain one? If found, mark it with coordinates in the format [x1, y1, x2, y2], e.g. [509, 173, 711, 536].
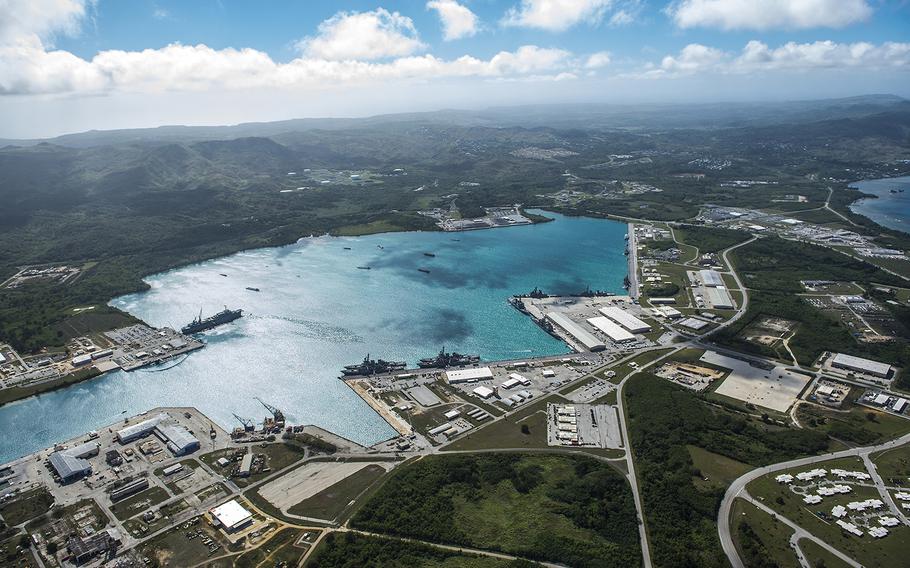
[152, 8, 169, 21]
[0, 2, 578, 97]
[426, 0, 479, 40]
[640, 40, 910, 78]
[502, 0, 613, 31]
[585, 51, 611, 68]
[667, 0, 873, 31]
[296, 8, 426, 61]
[0, 0, 87, 46]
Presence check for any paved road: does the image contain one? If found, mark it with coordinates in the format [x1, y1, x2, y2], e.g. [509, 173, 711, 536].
[742, 491, 862, 568]
[718, 432, 910, 568]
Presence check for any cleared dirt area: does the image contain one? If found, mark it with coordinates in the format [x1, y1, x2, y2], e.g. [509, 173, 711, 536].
[258, 461, 393, 512]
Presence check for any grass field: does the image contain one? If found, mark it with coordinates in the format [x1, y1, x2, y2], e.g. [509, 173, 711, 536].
[796, 399, 910, 446]
[200, 442, 307, 487]
[0, 533, 39, 568]
[687, 445, 753, 493]
[305, 531, 517, 568]
[351, 453, 641, 568]
[746, 456, 907, 568]
[601, 348, 676, 383]
[230, 528, 306, 568]
[870, 443, 910, 485]
[798, 538, 853, 568]
[139, 517, 233, 567]
[109, 486, 171, 521]
[0, 488, 54, 527]
[440, 395, 568, 451]
[730, 498, 800, 568]
[288, 464, 388, 522]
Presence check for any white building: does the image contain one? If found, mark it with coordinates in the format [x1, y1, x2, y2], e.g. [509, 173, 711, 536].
[598, 307, 650, 333]
[704, 287, 734, 309]
[586, 317, 636, 343]
[445, 367, 493, 384]
[472, 386, 494, 399]
[210, 500, 253, 532]
[699, 269, 724, 287]
[547, 312, 606, 352]
[831, 353, 892, 378]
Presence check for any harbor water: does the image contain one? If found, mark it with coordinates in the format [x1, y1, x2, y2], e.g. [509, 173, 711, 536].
[0, 211, 627, 463]
[849, 176, 910, 233]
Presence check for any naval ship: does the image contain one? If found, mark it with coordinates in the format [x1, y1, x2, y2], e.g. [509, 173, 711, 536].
[417, 347, 481, 369]
[340, 354, 408, 377]
[181, 307, 243, 335]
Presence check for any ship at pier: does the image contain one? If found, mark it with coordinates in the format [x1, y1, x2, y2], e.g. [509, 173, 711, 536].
[417, 347, 480, 369]
[181, 307, 243, 335]
[340, 354, 408, 377]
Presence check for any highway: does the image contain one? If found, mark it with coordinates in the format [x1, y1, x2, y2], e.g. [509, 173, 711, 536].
[718, 432, 910, 568]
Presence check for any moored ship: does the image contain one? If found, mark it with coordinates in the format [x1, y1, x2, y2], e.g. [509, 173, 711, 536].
[181, 307, 243, 335]
[417, 347, 480, 369]
[340, 354, 408, 377]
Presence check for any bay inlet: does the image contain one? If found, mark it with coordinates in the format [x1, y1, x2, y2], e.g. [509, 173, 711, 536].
[0, 211, 628, 464]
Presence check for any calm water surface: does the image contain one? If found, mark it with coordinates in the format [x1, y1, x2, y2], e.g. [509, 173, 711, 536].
[849, 176, 910, 233]
[0, 212, 627, 463]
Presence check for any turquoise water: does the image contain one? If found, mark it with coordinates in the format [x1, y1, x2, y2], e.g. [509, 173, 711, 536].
[0, 212, 627, 463]
[849, 176, 910, 233]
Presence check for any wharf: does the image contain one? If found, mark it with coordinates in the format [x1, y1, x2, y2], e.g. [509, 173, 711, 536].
[627, 222, 639, 299]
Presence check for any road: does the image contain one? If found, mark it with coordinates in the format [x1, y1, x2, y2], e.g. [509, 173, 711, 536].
[718, 432, 910, 568]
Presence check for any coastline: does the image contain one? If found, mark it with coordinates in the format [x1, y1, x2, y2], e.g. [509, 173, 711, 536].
[0, 212, 560, 410]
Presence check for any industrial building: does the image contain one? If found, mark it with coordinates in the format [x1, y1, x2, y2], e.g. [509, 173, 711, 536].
[586, 316, 636, 343]
[155, 424, 200, 456]
[445, 367, 493, 384]
[648, 297, 677, 305]
[49, 441, 99, 483]
[116, 413, 168, 443]
[472, 385, 494, 399]
[699, 269, 724, 287]
[238, 453, 253, 477]
[678, 317, 709, 331]
[598, 306, 650, 333]
[546, 312, 606, 351]
[704, 287, 734, 309]
[210, 500, 253, 532]
[67, 528, 121, 564]
[831, 353, 892, 378]
[110, 478, 150, 502]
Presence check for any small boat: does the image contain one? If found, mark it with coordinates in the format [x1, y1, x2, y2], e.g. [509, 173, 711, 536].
[423, 252, 436, 257]
[377, 245, 384, 249]
[343, 247, 352, 250]
[357, 266, 371, 270]
[220, 273, 228, 277]
[246, 287, 260, 292]
[418, 268, 431, 274]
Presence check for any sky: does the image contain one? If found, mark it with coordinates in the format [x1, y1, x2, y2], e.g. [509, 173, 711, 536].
[1, 0, 909, 138]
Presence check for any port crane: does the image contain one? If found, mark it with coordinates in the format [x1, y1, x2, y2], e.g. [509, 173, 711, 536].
[256, 397, 286, 430]
[232, 413, 255, 432]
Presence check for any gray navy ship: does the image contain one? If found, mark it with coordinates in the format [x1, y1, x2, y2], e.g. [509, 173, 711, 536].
[181, 307, 243, 335]
[340, 354, 407, 377]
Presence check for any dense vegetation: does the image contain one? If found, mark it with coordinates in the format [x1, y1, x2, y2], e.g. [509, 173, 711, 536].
[351, 453, 641, 568]
[0, 101, 908, 352]
[673, 225, 750, 254]
[625, 374, 828, 567]
[714, 236, 910, 367]
[308, 532, 535, 568]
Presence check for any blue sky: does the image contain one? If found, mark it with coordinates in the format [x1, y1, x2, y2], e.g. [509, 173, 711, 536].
[2, 0, 909, 137]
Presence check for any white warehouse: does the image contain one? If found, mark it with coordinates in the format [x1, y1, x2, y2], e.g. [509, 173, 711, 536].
[445, 367, 494, 384]
[700, 269, 725, 287]
[831, 353, 892, 378]
[598, 306, 650, 333]
[587, 316, 636, 343]
[546, 312, 606, 352]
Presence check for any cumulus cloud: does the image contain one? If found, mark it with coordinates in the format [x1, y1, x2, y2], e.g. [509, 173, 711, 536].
[641, 40, 910, 78]
[0, 2, 586, 95]
[667, 0, 873, 31]
[296, 8, 426, 60]
[502, 0, 613, 31]
[584, 51, 611, 69]
[426, 0, 479, 40]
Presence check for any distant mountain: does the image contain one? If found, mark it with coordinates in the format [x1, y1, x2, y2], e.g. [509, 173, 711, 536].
[1, 95, 904, 149]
